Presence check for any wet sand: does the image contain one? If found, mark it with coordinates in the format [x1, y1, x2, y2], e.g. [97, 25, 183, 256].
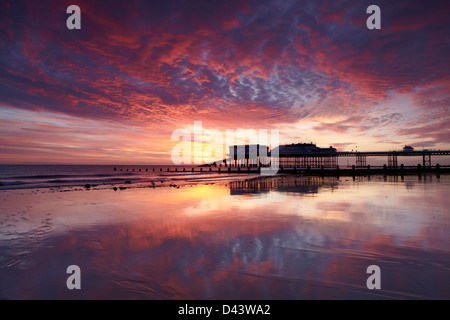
[0, 175, 449, 299]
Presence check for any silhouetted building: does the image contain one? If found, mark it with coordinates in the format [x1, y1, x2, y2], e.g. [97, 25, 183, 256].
[271, 143, 337, 168]
[403, 145, 414, 151]
[228, 144, 270, 167]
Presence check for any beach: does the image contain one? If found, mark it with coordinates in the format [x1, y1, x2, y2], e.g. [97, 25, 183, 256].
[1, 172, 449, 299]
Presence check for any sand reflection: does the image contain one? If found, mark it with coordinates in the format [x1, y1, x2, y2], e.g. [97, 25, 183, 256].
[0, 175, 449, 299]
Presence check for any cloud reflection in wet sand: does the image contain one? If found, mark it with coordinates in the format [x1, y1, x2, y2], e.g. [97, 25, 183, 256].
[0, 175, 449, 299]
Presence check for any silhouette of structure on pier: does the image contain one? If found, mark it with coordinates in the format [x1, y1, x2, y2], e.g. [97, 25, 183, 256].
[222, 143, 450, 169]
[271, 143, 338, 168]
[226, 144, 270, 168]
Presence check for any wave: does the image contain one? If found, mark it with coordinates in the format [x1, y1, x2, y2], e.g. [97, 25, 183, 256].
[0, 176, 144, 190]
[0, 181, 27, 186]
[7, 173, 135, 180]
[46, 177, 140, 183]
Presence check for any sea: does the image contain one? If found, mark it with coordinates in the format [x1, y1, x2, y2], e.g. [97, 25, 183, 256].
[0, 165, 259, 191]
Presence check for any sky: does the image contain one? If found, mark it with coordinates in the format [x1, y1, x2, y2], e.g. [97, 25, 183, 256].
[0, 0, 449, 164]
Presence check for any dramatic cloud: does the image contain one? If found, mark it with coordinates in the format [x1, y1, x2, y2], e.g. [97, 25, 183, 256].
[0, 0, 449, 163]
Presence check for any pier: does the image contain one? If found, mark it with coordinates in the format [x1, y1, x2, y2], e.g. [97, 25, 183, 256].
[271, 144, 450, 169]
[112, 164, 449, 176]
[333, 150, 450, 169]
[113, 144, 450, 175]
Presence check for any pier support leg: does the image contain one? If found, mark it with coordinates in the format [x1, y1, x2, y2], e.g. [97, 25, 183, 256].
[423, 152, 431, 169]
[356, 154, 367, 168]
[388, 154, 398, 168]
